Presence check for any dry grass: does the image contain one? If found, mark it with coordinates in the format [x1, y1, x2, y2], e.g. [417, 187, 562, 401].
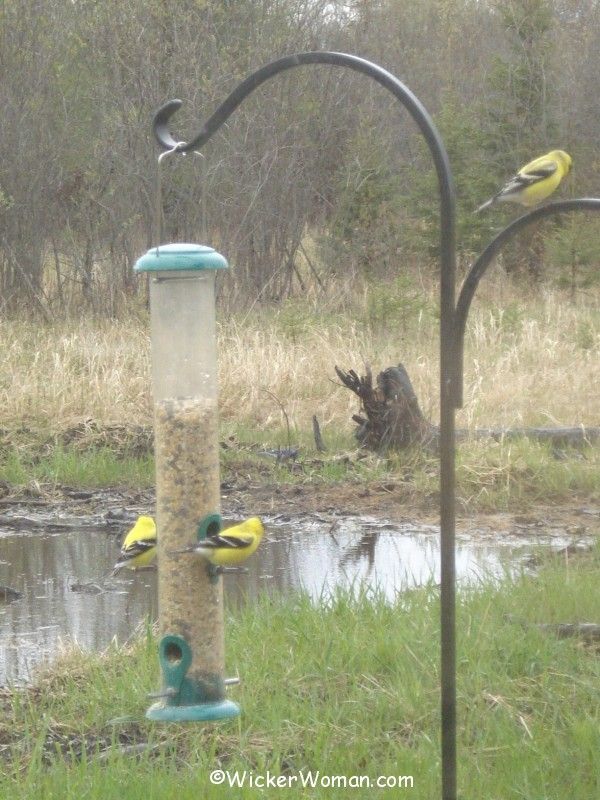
[0, 319, 152, 430]
[1, 277, 599, 440]
[459, 277, 600, 429]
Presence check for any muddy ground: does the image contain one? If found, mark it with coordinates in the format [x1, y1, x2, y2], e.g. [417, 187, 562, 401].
[0, 475, 598, 541]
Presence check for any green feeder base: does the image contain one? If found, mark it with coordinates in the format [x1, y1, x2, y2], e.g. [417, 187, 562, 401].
[148, 634, 241, 723]
[146, 698, 240, 722]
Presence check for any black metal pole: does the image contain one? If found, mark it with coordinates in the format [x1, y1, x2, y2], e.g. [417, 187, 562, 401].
[439, 265, 457, 800]
[151, 52, 458, 798]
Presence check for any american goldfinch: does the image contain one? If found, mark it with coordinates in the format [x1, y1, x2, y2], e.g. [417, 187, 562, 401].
[170, 517, 265, 567]
[111, 515, 157, 575]
[475, 150, 572, 213]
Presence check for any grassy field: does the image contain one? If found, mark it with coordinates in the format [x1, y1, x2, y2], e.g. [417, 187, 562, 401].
[2, 277, 600, 433]
[1, 276, 599, 509]
[1, 548, 599, 798]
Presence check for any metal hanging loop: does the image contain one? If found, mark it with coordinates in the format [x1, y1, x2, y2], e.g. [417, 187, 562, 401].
[154, 141, 204, 247]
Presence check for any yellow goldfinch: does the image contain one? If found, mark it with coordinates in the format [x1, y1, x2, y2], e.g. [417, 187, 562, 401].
[111, 515, 157, 575]
[475, 150, 572, 213]
[171, 517, 265, 567]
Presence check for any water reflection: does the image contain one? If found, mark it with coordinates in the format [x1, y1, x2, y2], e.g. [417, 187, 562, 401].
[0, 528, 157, 684]
[0, 514, 583, 685]
[232, 516, 505, 606]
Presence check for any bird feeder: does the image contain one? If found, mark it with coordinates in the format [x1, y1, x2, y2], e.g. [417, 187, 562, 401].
[135, 242, 240, 721]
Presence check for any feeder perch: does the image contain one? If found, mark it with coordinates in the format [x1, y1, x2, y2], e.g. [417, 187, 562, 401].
[135, 242, 240, 722]
[212, 566, 249, 575]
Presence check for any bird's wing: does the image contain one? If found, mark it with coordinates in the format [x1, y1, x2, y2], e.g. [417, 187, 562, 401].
[122, 538, 156, 557]
[518, 161, 558, 181]
[201, 534, 255, 550]
[520, 152, 561, 173]
[501, 162, 557, 194]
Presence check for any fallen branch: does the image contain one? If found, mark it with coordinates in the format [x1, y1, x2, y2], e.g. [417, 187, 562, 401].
[533, 622, 600, 641]
[464, 427, 600, 446]
[337, 362, 600, 453]
[506, 615, 600, 641]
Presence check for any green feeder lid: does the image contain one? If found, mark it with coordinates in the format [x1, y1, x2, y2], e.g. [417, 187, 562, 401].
[134, 243, 228, 272]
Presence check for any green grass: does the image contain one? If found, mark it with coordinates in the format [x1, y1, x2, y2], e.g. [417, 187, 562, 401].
[2, 551, 599, 798]
[0, 443, 155, 489]
[453, 438, 600, 511]
[2, 425, 600, 511]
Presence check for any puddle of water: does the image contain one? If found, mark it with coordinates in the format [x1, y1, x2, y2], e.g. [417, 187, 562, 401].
[0, 527, 157, 685]
[0, 513, 587, 685]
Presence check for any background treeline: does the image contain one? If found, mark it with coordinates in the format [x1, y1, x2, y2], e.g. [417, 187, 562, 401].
[1, 0, 600, 317]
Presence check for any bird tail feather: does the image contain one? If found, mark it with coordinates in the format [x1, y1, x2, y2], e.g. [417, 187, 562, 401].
[474, 197, 495, 214]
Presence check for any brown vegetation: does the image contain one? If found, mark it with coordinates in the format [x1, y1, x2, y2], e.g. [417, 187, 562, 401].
[1, 280, 599, 440]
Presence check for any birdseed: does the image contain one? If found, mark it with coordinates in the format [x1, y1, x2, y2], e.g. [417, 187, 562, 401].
[153, 396, 224, 695]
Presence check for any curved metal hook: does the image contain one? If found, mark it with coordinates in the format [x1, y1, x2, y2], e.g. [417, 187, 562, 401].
[153, 100, 186, 152]
[151, 50, 455, 313]
[151, 53, 455, 217]
[454, 197, 600, 406]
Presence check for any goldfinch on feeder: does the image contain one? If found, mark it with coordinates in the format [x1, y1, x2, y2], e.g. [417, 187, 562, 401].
[475, 150, 572, 213]
[171, 517, 265, 566]
[111, 515, 157, 575]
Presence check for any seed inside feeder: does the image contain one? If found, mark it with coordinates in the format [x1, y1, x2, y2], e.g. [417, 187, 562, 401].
[154, 396, 224, 685]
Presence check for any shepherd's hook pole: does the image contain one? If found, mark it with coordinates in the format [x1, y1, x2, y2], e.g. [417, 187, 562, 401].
[152, 52, 458, 799]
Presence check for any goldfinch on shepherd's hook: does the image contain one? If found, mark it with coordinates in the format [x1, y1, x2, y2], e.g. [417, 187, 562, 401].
[475, 150, 572, 213]
[170, 517, 265, 567]
[111, 515, 157, 575]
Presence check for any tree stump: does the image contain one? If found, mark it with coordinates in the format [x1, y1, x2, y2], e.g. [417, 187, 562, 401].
[335, 363, 435, 452]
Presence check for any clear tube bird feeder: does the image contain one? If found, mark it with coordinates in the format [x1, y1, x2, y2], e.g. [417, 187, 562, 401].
[135, 243, 240, 722]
